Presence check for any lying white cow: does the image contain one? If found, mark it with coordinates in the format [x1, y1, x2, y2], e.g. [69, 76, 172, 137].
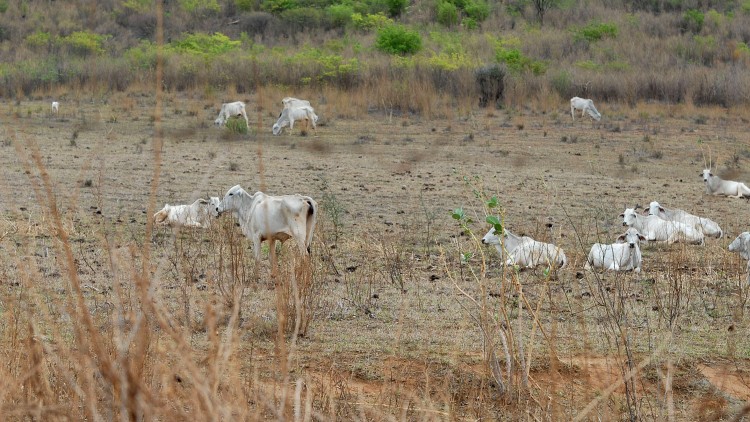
[621, 207, 704, 245]
[51, 101, 59, 115]
[272, 105, 318, 136]
[153, 197, 221, 228]
[481, 227, 567, 269]
[585, 228, 647, 272]
[217, 185, 317, 260]
[214, 101, 249, 128]
[570, 96, 601, 121]
[728, 232, 750, 284]
[281, 97, 311, 109]
[702, 169, 750, 198]
[645, 201, 722, 238]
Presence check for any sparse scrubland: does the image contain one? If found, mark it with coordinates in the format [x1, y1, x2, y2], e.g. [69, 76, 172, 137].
[2, 0, 750, 420]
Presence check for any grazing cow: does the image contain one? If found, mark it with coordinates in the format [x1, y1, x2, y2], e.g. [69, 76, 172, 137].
[214, 101, 249, 128]
[702, 169, 750, 198]
[272, 105, 318, 136]
[153, 197, 221, 228]
[621, 207, 704, 245]
[728, 232, 750, 283]
[51, 101, 59, 115]
[645, 201, 722, 238]
[570, 97, 601, 121]
[481, 227, 567, 269]
[585, 228, 647, 272]
[216, 185, 317, 261]
[281, 97, 311, 109]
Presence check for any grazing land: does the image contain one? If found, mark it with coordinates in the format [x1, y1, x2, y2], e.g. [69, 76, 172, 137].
[1, 92, 750, 420]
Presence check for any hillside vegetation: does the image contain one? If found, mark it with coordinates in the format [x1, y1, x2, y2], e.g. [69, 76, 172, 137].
[1, 0, 750, 112]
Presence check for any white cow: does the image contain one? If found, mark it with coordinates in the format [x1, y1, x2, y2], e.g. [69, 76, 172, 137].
[153, 197, 221, 228]
[481, 227, 567, 269]
[216, 185, 317, 261]
[570, 97, 601, 121]
[281, 97, 311, 109]
[728, 232, 750, 283]
[645, 201, 722, 238]
[214, 101, 249, 128]
[621, 207, 704, 245]
[272, 105, 318, 136]
[702, 169, 750, 198]
[51, 101, 59, 115]
[585, 228, 647, 272]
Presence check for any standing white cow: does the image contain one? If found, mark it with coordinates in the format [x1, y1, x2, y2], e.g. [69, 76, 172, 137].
[153, 197, 221, 228]
[621, 207, 704, 245]
[728, 232, 750, 284]
[570, 97, 601, 121]
[51, 101, 59, 115]
[272, 105, 318, 136]
[281, 97, 311, 109]
[214, 101, 249, 128]
[645, 201, 722, 238]
[702, 169, 750, 198]
[216, 185, 317, 261]
[481, 227, 567, 269]
[585, 228, 647, 272]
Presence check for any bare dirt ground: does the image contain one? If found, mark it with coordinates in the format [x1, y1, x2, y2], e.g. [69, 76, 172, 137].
[2, 94, 750, 419]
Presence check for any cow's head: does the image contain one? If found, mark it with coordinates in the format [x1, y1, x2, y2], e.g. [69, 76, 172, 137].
[702, 169, 712, 182]
[728, 232, 750, 258]
[620, 208, 639, 227]
[217, 185, 244, 215]
[616, 228, 646, 249]
[214, 117, 224, 127]
[272, 123, 283, 135]
[481, 227, 501, 246]
[207, 197, 221, 218]
[646, 201, 664, 216]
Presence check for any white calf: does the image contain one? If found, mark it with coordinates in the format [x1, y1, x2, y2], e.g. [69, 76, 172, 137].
[585, 228, 647, 272]
[214, 101, 249, 128]
[702, 169, 750, 198]
[153, 197, 220, 228]
[51, 101, 59, 115]
[217, 185, 317, 261]
[570, 97, 601, 121]
[272, 105, 318, 136]
[621, 207, 704, 245]
[481, 227, 567, 269]
[646, 201, 722, 238]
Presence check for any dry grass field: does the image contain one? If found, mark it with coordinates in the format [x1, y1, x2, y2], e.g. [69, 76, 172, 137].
[2, 91, 750, 420]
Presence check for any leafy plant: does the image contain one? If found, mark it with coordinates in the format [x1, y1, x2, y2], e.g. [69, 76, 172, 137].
[59, 31, 110, 56]
[375, 24, 422, 55]
[437, 1, 459, 27]
[169, 32, 240, 57]
[351, 12, 393, 31]
[572, 22, 618, 42]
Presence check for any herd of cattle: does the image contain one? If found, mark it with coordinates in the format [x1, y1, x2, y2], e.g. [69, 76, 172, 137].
[150, 95, 750, 282]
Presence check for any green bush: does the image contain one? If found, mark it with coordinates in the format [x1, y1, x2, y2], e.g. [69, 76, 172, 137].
[385, 0, 408, 17]
[464, 0, 490, 22]
[236, 0, 254, 12]
[376, 24, 422, 55]
[179, 0, 221, 13]
[351, 12, 393, 31]
[573, 22, 618, 42]
[169, 32, 240, 57]
[125, 40, 160, 71]
[59, 31, 109, 56]
[495, 47, 546, 75]
[261, 0, 298, 13]
[437, 1, 459, 27]
[225, 116, 248, 134]
[25, 31, 51, 49]
[123, 0, 151, 13]
[326, 4, 355, 27]
[681, 9, 704, 33]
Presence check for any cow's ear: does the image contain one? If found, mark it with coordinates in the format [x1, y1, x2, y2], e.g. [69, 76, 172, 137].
[616, 235, 626, 243]
[639, 235, 647, 241]
[619, 213, 625, 218]
[659, 206, 665, 212]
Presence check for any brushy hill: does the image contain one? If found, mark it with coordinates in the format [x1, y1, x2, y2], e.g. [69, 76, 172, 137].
[1, 0, 750, 111]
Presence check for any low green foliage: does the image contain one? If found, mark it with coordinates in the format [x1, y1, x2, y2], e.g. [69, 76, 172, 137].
[122, 0, 151, 13]
[125, 41, 159, 71]
[437, 1, 459, 27]
[224, 116, 248, 135]
[235, 0, 254, 12]
[25, 31, 51, 48]
[375, 24, 422, 55]
[169, 33, 240, 57]
[495, 46, 546, 75]
[179, 0, 221, 13]
[326, 4, 355, 27]
[60, 31, 109, 56]
[573, 21, 618, 43]
[262, 0, 298, 13]
[682, 9, 704, 33]
[464, 0, 490, 22]
[351, 12, 393, 31]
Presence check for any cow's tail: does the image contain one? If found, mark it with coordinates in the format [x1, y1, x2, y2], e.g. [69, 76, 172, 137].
[305, 198, 317, 254]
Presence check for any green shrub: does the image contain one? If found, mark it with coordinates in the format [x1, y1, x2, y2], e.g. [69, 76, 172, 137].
[261, 0, 297, 13]
[125, 40, 160, 71]
[464, 0, 490, 22]
[59, 31, 109, 56]
[179, 0, 221, 13]
[224, 116, 248, 134]
[573, 22, 618, 42]
[376, 24, 422, 55]
[123, 0, 152, 13]
[326, 4, 355, 27]
[25, 31, 51, 49]
[437, 1, 459, 27]
[495, 47, 546, 75]
[169, 32, 240, 57]
[0, 0, 7, 13]
[351, 12, 393, 31]
[236, 0, 254, 12]
[385, 0, 408, 17]
[681, 9, 704, 33]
